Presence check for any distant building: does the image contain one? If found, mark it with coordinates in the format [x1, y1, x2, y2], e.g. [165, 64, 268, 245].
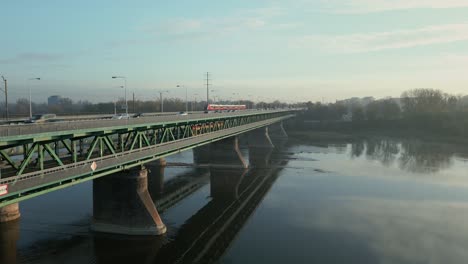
[48, 95, 61, 106]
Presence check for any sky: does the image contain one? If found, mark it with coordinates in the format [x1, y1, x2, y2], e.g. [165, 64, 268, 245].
[1, 0, 468, 104]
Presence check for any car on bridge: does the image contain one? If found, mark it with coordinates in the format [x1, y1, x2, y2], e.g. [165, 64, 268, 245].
[25, 114, 57, 123]
[111, 114, 131, 120]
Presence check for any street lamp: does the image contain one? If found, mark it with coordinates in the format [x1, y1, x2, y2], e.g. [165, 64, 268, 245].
[0, 76, 8, 120]
[28, 77, 40, 119]
[157, 90, 169, 112]
[112, 76, 128, 116]
[176, 85, 188, 112]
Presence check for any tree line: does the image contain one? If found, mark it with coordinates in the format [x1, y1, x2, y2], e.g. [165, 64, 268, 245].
[0, 97, 297, 118]
[302, 88, 468, 136]
[305, 88, 468, 121]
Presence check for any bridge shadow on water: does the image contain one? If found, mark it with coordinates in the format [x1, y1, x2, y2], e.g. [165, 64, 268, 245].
[94, 145, 288, 264]
[1, 139, 290, 264]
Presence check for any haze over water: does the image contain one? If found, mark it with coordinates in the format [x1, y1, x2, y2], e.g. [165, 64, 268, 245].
[2, 136, 468, 263]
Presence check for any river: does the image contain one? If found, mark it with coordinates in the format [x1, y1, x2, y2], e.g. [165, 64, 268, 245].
[2, 135, 468, 263]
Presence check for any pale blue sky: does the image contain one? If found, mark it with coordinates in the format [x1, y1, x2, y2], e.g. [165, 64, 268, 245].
[1, 0, 468, 103]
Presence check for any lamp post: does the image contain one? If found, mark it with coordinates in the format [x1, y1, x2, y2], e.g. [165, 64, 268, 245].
[176, 85, 188, 112]
[112, 76, 128, 116]
[28, 77, 40, 119]
[0, 76, 8, 120]
[157, 90, 169, 112]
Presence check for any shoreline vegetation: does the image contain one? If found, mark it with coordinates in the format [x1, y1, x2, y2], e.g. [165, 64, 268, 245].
[292, 88, 468, 145]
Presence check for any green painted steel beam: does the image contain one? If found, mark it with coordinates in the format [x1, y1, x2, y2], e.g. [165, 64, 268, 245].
[0, 112, 295, 178]
[0, 114, 294, 206]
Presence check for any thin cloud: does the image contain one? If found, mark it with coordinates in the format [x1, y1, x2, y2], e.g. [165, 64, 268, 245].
[140, 6, 290, 39]
[321, 0, 468, 13]
[294, 23, 468, 53]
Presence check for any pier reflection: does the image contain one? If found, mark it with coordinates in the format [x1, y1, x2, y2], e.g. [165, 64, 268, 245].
[93, 234, 164, 264]
[151, 165, 285, 263]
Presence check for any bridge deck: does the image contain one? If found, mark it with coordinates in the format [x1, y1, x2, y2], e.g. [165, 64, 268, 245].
[0, 109, 296, 206]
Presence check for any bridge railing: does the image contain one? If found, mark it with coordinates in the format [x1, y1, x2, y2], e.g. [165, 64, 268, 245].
[0, 109, 295, 141]
[0, 113, 293, 206]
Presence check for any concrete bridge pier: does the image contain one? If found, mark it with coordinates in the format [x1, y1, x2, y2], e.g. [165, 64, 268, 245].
[249, 147, 274, 169]
[268, 122, 289, 150]
[92, 167, 166, 236]
[193, 144, 211, 168]
[0, 219, 19, 264]
[248, 127, 275, 168]
[209, 136, 248, 200]
[0, 203, 20, 223]
[210, 136, 248, 169]
[248, 127, 275, 149]
[268, 121, 288, 139]
[146, 159, 166, 199]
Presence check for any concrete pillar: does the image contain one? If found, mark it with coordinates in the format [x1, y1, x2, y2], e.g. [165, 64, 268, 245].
[248, 127, 274, 148]
[249, 147, 273, 168]
[0, 219, 19, 264]
[146, 161, 166, 199]
[210, 137, 247, 169]
[92, 167, 166, 236]
[237, 134, 249, 147]
[0, 203, 20, 223]
[193, 144, 211, 166]
[153, 157, 166, 167]
[210, 168, 248, 200]
[247, 127, 274, 168]
[268, 121, 288, 139]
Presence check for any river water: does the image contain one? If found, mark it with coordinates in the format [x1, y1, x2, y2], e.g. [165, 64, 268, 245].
[2, 136, 468, 263]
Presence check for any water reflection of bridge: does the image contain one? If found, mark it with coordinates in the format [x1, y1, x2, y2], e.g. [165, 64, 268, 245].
[1, 139, 288, 264]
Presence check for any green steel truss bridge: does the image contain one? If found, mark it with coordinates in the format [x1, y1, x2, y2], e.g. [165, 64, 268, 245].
[0, 110, 296, 207]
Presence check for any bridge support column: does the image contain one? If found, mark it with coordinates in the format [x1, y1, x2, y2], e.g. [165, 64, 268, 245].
[210, 136, 248, 169]
[146, 160, 166, 199]
[92, 167, 166, 236]
[248, 127, 274, 149]
[268, 121, 288, 139]
[193, 144, 211, 166]
[0, 220, 19, 264]
[209, 137, 248, 200]
[249, 147, 274, 168]
[0, 203, 20, 223]
[248, 127, 274, 168]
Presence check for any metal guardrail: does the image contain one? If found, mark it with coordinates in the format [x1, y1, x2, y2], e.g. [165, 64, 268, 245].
[0, 109, 294, 140]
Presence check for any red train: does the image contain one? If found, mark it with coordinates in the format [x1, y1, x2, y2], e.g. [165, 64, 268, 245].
[205, 104, 246, 112]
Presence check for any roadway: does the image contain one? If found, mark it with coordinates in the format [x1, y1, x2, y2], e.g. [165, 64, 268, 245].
[0, 109, 295, 139]
[0, 111, 205, 125]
